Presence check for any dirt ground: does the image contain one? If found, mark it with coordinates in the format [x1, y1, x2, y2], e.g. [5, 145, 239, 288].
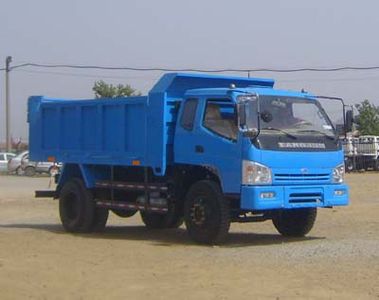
[0, 174, 378, 299]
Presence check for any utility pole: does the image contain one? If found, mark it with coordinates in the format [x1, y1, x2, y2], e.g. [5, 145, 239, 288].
[5, 56, 12, 152]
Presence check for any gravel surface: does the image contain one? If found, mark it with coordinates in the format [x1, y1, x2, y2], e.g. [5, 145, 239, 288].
[0, 173, 379, 299]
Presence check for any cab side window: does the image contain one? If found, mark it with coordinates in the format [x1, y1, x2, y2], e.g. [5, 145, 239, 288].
[203, 101, 237, 140]
[180, 99, 198, 131]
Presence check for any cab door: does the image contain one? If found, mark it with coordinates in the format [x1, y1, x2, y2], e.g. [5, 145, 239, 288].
[174, 97, 242, 193]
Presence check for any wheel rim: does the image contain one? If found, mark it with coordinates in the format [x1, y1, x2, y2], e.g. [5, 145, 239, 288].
[190, 197, 208, 226]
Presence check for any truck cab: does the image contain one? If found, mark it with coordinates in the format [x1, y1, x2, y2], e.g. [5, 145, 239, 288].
[169, 83, 350, 242]
[175, 86, 348, 205]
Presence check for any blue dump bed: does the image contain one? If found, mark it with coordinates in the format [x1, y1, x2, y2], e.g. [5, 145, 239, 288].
[28, 94, 179, 176]
[28, 73, 274, 175]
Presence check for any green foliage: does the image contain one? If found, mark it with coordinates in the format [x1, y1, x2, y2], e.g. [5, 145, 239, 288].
[355, 100, 379, 135]
[93, 81, 141, 98]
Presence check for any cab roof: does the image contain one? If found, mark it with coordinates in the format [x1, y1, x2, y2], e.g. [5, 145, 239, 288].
[149, 72, 274, 98]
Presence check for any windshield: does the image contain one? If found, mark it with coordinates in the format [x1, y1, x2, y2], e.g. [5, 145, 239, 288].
[245, 95, 336, 138]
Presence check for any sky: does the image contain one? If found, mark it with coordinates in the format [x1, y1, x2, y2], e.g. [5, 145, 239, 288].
[1, 0, 379, 142]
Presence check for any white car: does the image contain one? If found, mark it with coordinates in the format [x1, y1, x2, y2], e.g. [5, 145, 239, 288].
[7, 150, 28, 175]
[21, 154, 61, 176]
[0, 152, 16, 173]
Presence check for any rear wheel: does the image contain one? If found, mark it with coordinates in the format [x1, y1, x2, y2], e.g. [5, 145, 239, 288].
[59, 179, 107, 233]
[272, 208, 317, 237]
[184, 180, 230, 244]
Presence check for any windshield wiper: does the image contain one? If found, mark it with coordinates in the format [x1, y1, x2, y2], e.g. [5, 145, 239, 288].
[297, 129, 336, 140]
[262, 127, 297, 139]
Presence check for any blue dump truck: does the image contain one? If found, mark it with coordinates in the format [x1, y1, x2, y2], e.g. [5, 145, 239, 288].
[28, 73, 352, 244]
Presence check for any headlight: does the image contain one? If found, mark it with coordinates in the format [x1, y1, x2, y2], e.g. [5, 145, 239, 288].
[332, 164, 345, 183]
[242, 161, 272, 185]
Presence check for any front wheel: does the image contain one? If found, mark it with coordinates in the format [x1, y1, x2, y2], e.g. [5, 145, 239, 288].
[272, 208, 317, 237]
[184, 180, 230, 244]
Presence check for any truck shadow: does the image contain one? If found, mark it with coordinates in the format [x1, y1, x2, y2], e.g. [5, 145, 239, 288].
[0, 223, 324, 247]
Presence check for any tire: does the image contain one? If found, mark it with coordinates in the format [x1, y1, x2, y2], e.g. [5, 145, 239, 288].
[184, 180, 230, 244]
[112, 209, 138, 218]
[24, 166, 36, 177]
[272, 208, 317, 237]
[59, 178, 96, 233]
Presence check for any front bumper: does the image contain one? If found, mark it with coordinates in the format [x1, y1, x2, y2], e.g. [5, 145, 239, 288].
[241, 184, 349, 210]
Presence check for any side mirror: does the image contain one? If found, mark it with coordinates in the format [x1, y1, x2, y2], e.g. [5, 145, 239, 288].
[237, 94, 260, 139]
[345, 110, 353, 133]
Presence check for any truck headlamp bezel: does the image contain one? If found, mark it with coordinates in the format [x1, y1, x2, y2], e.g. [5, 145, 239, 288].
[242, 160, 272, 185]
[332, 164, 345, 183]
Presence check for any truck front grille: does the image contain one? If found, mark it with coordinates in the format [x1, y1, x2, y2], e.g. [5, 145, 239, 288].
[274, 173, 330, 185]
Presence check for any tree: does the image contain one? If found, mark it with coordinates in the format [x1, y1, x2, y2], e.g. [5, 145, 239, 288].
[93, 81, 141, 98]
[355, 100, 379, 135]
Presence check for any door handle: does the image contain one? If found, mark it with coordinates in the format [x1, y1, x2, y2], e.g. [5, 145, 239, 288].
[195, 145, 204, 153]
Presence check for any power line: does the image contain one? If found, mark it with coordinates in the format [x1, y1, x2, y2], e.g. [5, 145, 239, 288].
[13, 69, 159, 80]
[280, 75, 379, 83]
[13, 66, 379, 83]
[6, 62, 379, 73]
